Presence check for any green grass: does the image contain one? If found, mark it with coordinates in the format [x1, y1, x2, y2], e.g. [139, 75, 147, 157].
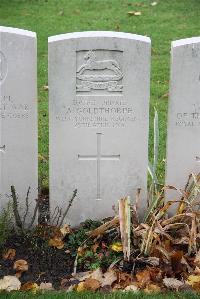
[0, 0, 200, 187]
[0, 292, 200, 299]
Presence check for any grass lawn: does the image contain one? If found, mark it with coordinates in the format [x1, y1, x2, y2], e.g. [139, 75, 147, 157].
[0, 292, 200, 299]
[0, 0, 200, 187]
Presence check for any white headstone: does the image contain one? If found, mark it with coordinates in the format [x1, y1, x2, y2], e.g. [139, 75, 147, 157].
[166, 37, 200, 199]
[49, 31, 151, 225]
[0, 27, 38, 215]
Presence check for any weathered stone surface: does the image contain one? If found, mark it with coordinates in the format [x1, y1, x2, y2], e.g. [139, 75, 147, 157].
[166, 37, 200, 199]
[0, 27, 38, 215]
[49, 31, 151, 225]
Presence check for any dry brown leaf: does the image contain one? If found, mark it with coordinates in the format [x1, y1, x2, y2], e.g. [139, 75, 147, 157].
[60, 278, 80, 291]
[39, 282, 53, 290]
[77, 278, 100, 292]
[136, 269, 151, 288]
[92, 243, 99, 253]
[84, 278, 101, 291]
[21, 282, 39, 293]
[194, 250, 200, 267]
[118, 272, 133, 288]
[3, 248, 16, 260]
[90, 268, 103, 281]
[0, 276, 21, 292]
[13, 259, 28, 272]
[48, 237, 64, 249]
[163, 278, 184, 290]
[60, 224, 72, 236]
[77, 246, 87, 257]
[144, 283, 161, 294]
[123, 284, 138, 292]
[101, 269, 117, 287]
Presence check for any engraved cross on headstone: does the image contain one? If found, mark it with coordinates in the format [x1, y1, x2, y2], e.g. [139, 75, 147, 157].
[78, 133, 120, 200]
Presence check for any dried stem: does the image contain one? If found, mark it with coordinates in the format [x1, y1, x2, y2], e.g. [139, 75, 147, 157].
[23, 186, 31, 227]
[11, 185, 23, 231]
[27, 199, 39, 230]
[58, 189, 77, 227]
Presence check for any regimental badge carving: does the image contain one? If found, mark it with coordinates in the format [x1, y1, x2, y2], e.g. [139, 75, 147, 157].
[76, 50, 123, 93]
[0, 51, 7, 83]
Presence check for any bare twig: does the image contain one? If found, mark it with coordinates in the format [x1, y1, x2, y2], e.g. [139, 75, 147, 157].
[11, 185, 23, 231]
[58, 189, 78, 227]
[27, 199, 39, 230]
[23, 186, 31, 227]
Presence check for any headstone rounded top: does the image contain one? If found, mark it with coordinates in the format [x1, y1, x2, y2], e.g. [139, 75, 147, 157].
[48, 31, 151, 44]
[0, 26, 36, 38]
[172, 36, 200, 48]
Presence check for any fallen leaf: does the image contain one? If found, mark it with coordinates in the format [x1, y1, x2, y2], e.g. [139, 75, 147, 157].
[84, 278, 101, 291]
[101, 269, 117, 287]
[163, 278, 184, 290]
[128, 11, 142, 16]
[43, 85, 49, 91]
[90, 268, 103, 281]
[48, 237, 64, 249]
[76, 281, 85, 292]
[144, 283, 161, 293]
[123, 284, 138, 292]
[136, 269, 151, 288]
[0, 276, 21, 292]
[60, 278, 79, 291]
[13, 260, 28, 272]
[194, 250, 200, 267]
[39, 282, 53, 290]
[38, 154, 48, 162]
[92, 243, 99, 253]
[111, 242, 123, 252]
[21, 282, 39, 293]
[77, 246, 86, 257]
[187, 275, 200, 287]
[60, 224, 72, 236]
[3, 248, 16, 260]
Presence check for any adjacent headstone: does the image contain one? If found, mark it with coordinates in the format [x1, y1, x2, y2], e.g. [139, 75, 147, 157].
[166, 37, 200, 200]
[49, 31, 151, 226]
[0, 27, 38, 215]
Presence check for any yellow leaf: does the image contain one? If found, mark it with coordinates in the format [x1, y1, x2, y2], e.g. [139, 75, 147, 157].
[21, 282, 39, 293]
[186, 275, 200, 289]
[60, 224, 72, 236]
[111, 242, 123, 252]
[48, 237, 64, 249]
[77, 281, 85, 292]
